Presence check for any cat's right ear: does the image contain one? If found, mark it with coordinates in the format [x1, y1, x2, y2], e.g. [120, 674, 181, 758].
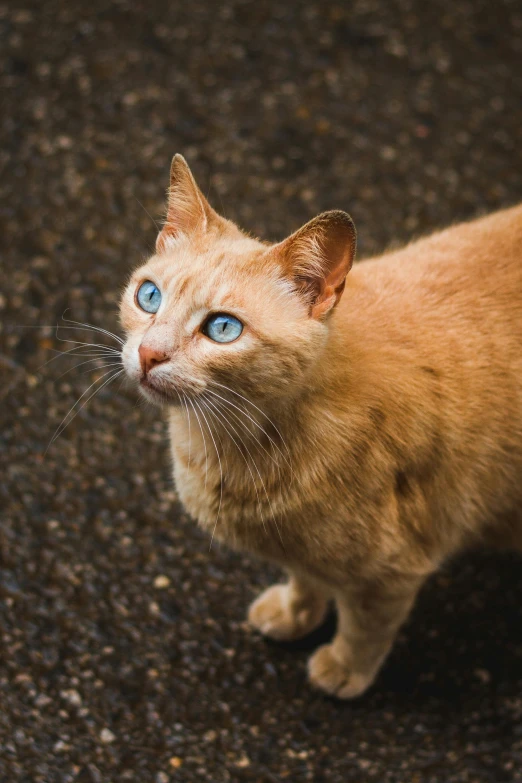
[156, 155, 218, 253]
[271, 210, 357, 320]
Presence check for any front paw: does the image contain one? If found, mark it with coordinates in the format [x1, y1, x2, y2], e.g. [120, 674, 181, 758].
[308, 644, 374, 699]
[248, 584, 327, 642]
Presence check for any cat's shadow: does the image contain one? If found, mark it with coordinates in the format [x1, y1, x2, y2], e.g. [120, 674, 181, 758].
[262, 550, 522, 709]
[263, 611, 338, 655]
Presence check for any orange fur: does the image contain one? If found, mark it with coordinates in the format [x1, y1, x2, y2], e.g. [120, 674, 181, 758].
[120, 156, 522, 698]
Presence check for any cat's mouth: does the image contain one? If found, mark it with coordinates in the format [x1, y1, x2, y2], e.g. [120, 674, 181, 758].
[138, 371, 205, 406]
[139, 375, 178, 405]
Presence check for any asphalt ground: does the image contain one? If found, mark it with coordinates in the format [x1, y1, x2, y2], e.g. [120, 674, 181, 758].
[2, 1, 522, 781]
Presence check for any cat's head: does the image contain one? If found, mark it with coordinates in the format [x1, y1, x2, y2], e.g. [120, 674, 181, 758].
[120, 155, 356, 407]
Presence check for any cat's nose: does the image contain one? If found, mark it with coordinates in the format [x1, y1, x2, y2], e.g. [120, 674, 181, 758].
[139, 344, 170, 375]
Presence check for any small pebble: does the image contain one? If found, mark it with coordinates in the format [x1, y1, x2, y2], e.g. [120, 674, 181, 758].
[154, 575, 171, 589]
[100, 728, 116, 744]
[60, 689, 82, 707]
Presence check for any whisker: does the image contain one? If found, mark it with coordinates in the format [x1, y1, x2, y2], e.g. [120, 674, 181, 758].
[50, 347, 120, 356]
[80, 361, 123, 375]
[60, 315, 124, 346]
[13, 323, 123, 346]
[209, 394, 288, 513]
[203, 392, 287, 548]
[135, 197, 161, 232]
[175, 390, 198, 474]
[194, 398, 224, 551]
[53, 335, 121, 351]
[207, 392, 283, 475]
[45, 368, 124, 453]
[58, 357, 123, 380]
[187, 397, 209, 489]
[38, 345, 121, 372]
[206, 386, 293, 475]
[202, 393, 267, 535]
[181, 392, 192, 469]
[202, 392, 288, 544]
[209, 380, 292, 460]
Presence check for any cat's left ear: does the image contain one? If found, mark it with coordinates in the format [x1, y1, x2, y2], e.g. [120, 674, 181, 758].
[272, 210, 356, 319]
[156, 154, 220, 253]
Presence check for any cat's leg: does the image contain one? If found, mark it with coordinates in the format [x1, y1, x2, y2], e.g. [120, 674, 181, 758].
[308, 574, 425, 698]
[248, 572, 329, 641]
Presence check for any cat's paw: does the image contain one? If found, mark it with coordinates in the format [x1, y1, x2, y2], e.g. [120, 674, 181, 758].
[308, 644, 373, 699]
[248, 584, 327, 642]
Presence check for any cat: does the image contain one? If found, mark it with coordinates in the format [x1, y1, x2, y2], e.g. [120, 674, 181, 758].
[120, 154, 522, 698]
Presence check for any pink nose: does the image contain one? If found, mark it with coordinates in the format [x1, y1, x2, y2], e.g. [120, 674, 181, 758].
[139, 344, 170, 375]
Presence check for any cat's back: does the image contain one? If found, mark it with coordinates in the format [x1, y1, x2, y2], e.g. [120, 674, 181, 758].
[358, 202, 522, 303]
[332, 202, 522, 488]
[347, 203, 522, 346]
[334, 204, 522, 546]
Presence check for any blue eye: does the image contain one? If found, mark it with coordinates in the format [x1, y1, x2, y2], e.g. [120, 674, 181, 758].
[203, 313, 243, 343]
[137, 281, 161, 314]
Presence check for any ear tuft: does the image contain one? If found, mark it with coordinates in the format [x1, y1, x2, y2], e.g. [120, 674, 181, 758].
[156, 155, 218, 253]
[274, 210, 356, 319]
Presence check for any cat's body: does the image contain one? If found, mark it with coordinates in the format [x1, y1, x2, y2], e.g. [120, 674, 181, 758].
[120, 156, 522, 698]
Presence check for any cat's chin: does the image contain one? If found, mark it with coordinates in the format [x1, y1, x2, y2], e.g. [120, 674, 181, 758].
[139, 378, 179, 406]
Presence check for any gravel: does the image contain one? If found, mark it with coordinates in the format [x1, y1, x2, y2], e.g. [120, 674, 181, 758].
[2, 0, 522, 780]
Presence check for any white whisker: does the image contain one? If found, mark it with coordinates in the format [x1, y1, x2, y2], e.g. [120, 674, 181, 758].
[37, 344, 120, 372]
[80, 361, 123, 375]
[202, 392, 286, 545]
[209, 380, 292, 460]
[188, 397, 209, 489]
[60, 315, 124, 346]
[53, 336, 122, 351]
[194, 398, 224, 550]
[202, 393, 267, 535]
[202, 390, 284, 549]
[181, 392, 192, 469]
[14, 323, 123, 346]
[206, 385, 293, 475]
[57, 357, 123, 380]
[45, 367, 124, 453]
[206, 391, 283, 475]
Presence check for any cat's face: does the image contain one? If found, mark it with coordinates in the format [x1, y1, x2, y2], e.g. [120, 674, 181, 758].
[120, 155, 356, 407]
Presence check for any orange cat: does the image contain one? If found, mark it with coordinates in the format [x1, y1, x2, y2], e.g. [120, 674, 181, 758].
[120, 155, 522, 698]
